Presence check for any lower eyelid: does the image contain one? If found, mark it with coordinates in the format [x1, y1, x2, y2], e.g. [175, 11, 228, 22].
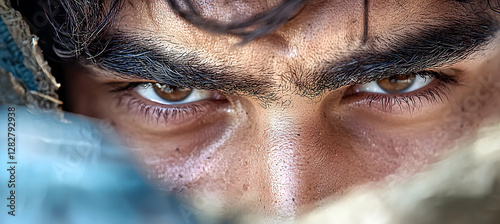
[123, 92, 201, 122]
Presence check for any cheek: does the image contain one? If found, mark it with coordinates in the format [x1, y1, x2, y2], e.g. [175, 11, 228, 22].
[112, 114, 240, 185]
[340, 117, 450, 181]
[106, 99, 257, 193]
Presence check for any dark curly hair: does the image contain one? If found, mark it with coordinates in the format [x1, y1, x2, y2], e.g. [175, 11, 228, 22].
[166, 0, 306, 44]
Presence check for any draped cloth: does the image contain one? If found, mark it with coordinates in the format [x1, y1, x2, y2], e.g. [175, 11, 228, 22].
[0, 0, 61, 110]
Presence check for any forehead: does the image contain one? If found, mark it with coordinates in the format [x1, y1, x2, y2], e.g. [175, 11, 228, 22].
[115, 1, 477, 62]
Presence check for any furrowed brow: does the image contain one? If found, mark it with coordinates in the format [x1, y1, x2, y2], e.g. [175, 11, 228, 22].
[301, 16, 499, 96]
[82, 34, 275, 99]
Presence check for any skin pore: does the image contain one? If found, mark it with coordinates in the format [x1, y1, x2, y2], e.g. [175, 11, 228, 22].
[62, 0, 500, 219]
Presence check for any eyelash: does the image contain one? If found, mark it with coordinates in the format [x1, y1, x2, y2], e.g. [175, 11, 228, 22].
[110, 83, 213, 124]
[355, 70, 460, 112]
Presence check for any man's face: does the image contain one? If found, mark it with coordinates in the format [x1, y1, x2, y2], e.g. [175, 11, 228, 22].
[64, 0, 500, 218]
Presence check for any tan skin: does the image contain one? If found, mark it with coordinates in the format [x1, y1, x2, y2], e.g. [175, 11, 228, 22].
[64, 0, 500, 219]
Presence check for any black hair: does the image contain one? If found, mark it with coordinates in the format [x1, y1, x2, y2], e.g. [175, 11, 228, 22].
[48, 0, 123, 60]
[166, 0, 306, 44]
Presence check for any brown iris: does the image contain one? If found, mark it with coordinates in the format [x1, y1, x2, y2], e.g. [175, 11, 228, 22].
[153, 83, 192, 102]
[377, 74, 416, 93]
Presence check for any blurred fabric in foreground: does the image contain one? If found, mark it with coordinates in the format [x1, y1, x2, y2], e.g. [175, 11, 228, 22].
[0, 106, 208, 224]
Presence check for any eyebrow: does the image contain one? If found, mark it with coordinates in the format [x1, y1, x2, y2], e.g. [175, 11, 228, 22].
[84, 35, 277, 100]
[303, 16, 499, 96]
[84, 15, 498, 100]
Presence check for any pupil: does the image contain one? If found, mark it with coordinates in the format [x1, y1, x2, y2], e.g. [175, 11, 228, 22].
[153, 83, 192, 102]
[377, 74, 416, 93]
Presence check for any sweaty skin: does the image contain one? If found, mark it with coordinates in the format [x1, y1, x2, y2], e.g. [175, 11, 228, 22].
[64, 0, 500, 219]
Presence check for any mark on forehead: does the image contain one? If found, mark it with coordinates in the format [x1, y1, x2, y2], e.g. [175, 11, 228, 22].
[362, 0, 369, 44]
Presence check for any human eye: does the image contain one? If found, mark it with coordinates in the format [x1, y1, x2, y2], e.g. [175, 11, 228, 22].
[343, 70, 460, 113]
[109, 82, 229, 129]
[135, 83, 214, 105]
[354, 74, 433, 94]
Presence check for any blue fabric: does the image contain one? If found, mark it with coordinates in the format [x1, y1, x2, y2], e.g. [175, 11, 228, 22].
[0, 106, 203, 224]
[0, 17, 37, 91]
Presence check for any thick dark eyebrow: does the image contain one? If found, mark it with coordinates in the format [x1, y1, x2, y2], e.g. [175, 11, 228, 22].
[84, 15, 498, 100]
[85, 34, 277, 100]
[297, 16, 499, 96]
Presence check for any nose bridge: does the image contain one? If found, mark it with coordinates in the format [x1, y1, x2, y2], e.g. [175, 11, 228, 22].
[265, 111, 302, 217]
[258, 102, 330, 217]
